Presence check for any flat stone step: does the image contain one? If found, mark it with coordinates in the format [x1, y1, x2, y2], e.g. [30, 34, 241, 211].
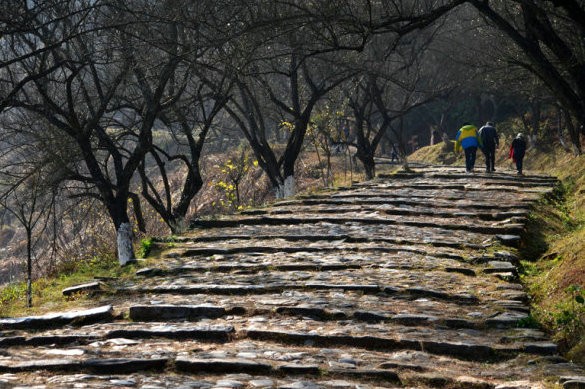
[275, 196, 534, 211]
[165, 244, 470, 261]
[190, 216, 525, 235]
[62, 281, 106, 296]
[244, 205, 529, 222]
[176, 357, 402, 383]
[0, 357, 165, 375]
[169, 220, 500, 248]
[156, 247, 471, 270]
[0, 332, 575, 387]
[126, 265, 495, 299]
[110, 281, 521, 322]
[333, 184, 551, 196]
[0, 334, 97, 347]
[0, 318, 555, 362]
[0, 305, 114, 330]
[156, 234, 485, 250]
[425, 173, 558, 185]
[244, 329, 556, 361]
[1, 323, 236, 347]
[104, 325, 235, 342]
[125, 302, 525, 330]
[0, 359, 82, 373]
[129, 304, 228, 321]
[137, 262, 364, 277]
[138, 262, 478, 278]
[0, 372, 407, 388]
[82, 358, 169, 374]
[119, 281, 481, 304]
[484, 260, 519, 274]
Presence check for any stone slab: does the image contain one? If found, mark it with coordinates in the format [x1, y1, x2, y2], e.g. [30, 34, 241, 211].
[105, 325, 235, 342]
[0, 359, 80, 373]
[82, 358, 168, 374]
[129, 304, 227, 321]
[175, 358, 273, 374]
[62, 282, 105, 296]
[0, 305, 114, 330]
[278, 365, 321, 375]
[245, 330, 503, 361]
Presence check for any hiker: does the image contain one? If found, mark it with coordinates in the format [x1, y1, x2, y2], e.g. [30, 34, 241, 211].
[455, 122, 482, 173]
[390, 143, 399, 163]
[478, 121, 499, 173]
[509, 133, 527, 175]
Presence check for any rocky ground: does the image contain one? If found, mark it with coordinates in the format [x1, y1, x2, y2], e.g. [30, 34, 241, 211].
[1, 165, 584, 388]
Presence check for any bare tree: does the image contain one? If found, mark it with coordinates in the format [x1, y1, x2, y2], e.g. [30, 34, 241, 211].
[0, 1, 138, 113]
[0, 114, 58, 306]
[139, 76, 231, 233]
[224, 0, 468, 193]
[468, 0, 585, 154]
[343, 20, 453, 178]
[2, 1, 189, 264]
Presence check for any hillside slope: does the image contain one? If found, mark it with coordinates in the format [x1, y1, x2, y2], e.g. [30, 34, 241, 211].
[410, 140, 585, 363]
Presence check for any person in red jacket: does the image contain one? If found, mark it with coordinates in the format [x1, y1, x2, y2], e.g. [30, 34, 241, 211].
[509, 133, 527, 175]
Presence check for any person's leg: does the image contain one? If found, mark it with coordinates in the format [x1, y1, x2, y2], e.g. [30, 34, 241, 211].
[517, 155, 524, 174]
[464, 147, 472, 171]
[488, 147, 496, 172]
[469, 146, 477, 171]
[483, 149, 490, 172]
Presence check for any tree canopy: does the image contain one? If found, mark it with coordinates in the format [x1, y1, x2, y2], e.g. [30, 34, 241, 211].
[1, 0, 584, 270]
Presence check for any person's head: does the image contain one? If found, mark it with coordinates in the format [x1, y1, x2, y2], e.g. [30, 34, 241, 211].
[516, 133, 524, 139]
[486, 121, 494, 127]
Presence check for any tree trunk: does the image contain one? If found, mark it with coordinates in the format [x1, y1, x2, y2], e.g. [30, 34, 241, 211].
[275, 176, 296, 199]
[531, 100, 541, 138]
[26, 227, 32, 308]
[558, 107, 571, 152]
[282, 119, 309, 181]
[359, 154, 376, 180]
[565, 111, 583, 155]
[116, 222, 135, 266]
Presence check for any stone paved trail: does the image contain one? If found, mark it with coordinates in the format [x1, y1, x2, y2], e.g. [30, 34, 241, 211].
[2, 165, 585, 388]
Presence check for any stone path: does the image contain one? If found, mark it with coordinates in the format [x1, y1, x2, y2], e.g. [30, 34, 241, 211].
[1, 165, 585, 388]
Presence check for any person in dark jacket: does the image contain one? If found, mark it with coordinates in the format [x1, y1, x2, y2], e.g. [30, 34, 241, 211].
[509, 133, 527, 175]
[478, 121, 499, 173]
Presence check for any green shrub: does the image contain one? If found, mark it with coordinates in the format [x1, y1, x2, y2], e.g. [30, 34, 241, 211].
[0, 282, 27, 308]
[138, 238, 153, 258]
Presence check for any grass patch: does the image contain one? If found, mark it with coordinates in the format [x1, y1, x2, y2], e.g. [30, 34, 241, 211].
[524, 225, 585, 360]
[522, 160, 585, 362]
[409, 142, 461, 166]
[519, 185, 571, 261]
[0, 254, 138, 317]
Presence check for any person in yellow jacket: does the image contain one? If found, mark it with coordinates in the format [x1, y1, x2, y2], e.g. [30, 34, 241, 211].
[455, 122, 483, 173]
